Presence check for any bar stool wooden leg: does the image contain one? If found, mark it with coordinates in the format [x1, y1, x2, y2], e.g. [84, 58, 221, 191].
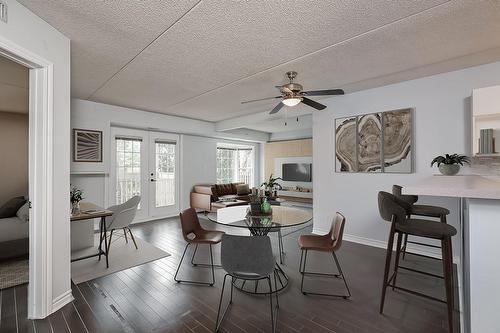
[380, 223, 396, 314]
[392, 232, 403, 291]
[402, 233, 408, 259]
[441, 236, 454, 333]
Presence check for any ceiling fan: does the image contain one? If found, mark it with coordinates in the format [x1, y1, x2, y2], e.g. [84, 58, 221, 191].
[241, 71, 344, 114]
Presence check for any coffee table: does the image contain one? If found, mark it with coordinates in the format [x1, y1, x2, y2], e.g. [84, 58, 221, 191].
[211, 199, 248, 210]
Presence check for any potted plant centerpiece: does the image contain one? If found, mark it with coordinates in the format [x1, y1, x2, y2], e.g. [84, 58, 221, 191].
[70, 186, 84, 214]
[431, 153, 470, 176]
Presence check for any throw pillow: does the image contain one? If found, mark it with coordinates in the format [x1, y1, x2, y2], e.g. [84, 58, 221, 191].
[236, 184, 250, 195]
[16, 202, 30, 222]
[0, 196, 26, 218]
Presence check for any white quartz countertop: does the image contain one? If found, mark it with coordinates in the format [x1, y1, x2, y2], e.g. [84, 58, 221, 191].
[403, 175, 500, 199]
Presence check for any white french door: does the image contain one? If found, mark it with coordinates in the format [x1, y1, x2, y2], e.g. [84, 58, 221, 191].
[148, 132, 179, 217]
[110, 127, 180, 221]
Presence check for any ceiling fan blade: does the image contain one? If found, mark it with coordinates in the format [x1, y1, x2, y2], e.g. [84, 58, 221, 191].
[302, 89, 344, 96]
[269, 102, 284, 114]
[302, 97, 326, 110]
[241, 96, 281, 104]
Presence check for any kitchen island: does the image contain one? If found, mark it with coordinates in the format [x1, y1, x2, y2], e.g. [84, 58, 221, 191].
[403, 175, 500, 333]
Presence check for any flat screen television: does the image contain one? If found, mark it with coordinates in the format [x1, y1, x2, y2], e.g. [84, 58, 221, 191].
[282, 163, 312, 182]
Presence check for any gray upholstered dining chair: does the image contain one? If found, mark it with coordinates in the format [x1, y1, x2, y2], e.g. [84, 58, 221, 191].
[103, 196, 141, 253]
[215, 234, 278, 333]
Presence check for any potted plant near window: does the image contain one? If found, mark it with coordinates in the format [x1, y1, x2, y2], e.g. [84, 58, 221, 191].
[70, 186, 84, 215]
[431, 153, 470, 176]
[261, 174, 283, 198]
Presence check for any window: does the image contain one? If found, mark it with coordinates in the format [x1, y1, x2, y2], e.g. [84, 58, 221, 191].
[216, 144, 254, 186]
[115, 137, 142, 205]
[155, 141, 176, 207]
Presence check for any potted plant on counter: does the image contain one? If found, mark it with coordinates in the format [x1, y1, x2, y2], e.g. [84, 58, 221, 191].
[431, 153, 470, 176]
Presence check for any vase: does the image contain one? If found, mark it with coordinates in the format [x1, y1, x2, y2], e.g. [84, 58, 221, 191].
[438, 164, 460, 176]
[71, 201, 81, 215]
[261, 198, 272, 214]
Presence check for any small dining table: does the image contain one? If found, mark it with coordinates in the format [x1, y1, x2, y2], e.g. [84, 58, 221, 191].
[70, 202, 113, 268]
[207, 204, 312, 294]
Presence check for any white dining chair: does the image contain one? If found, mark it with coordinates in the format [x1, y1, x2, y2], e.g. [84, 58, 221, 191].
[104, 196, 141, 253]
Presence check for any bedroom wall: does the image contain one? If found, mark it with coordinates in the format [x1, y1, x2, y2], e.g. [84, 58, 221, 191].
[313, 60, 500, 259]
[0, 112, 28, 205]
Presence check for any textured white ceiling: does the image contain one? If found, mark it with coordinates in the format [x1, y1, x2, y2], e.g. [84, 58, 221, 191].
[0, 56, 28, 114]
[17, 0, 500, 124]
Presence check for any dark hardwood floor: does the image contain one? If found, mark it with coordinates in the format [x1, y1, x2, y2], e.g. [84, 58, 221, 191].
[0, 216, 459, 332]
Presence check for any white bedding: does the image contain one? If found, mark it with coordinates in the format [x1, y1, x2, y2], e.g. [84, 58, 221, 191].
[0, 217, 28, 242]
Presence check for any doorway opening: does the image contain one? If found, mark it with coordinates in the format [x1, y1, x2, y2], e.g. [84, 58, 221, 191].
[0, 54, 30, 295]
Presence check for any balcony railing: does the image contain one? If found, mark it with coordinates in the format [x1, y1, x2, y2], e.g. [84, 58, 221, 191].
[116, 172, 175, 207]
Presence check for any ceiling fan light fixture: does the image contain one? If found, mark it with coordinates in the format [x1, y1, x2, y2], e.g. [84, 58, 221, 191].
[282, 97, 302, 107]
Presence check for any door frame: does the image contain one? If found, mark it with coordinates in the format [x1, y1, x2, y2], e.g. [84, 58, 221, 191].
[109, 127, 181, 221]
[0, 37, 54, 318]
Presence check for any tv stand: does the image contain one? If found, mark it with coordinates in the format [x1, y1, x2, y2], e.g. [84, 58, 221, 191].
[277, 190, 313, 208]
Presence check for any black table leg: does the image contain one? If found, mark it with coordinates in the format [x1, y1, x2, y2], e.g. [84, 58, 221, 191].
[102, 217, 109, 268]
[98, 218, 103, 261]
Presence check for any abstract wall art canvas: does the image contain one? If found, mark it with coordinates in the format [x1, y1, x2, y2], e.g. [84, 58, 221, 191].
[358, 113, 382, 172]
[383, 109, 412, 173]
[335, 116, 357, 172]
[335, 108, 413, 173]
[73, 129, 103, 162]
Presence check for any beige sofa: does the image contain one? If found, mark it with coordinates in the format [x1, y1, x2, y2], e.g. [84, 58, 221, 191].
[190, 183, 251, 212]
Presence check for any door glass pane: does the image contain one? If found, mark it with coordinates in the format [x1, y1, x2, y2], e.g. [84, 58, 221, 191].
[155, 141, 175, 207]
[116, 138, 141, 205]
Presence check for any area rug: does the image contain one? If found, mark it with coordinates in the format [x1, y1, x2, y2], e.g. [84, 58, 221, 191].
[71, 235, 170, 284]
[0, 259, 29, 290]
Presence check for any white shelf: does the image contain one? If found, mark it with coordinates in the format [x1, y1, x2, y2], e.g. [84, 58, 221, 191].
[475, 153, 500, 157]
[277, 190, 313, 199]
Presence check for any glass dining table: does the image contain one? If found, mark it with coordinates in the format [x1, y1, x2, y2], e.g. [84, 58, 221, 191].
[206, 204, 312, 294]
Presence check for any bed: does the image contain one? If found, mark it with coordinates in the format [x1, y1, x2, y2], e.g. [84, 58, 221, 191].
[0, 216, 29, 260]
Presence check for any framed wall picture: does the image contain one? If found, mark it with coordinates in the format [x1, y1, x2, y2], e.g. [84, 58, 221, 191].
[335, 108, 413, 173]
[335, 116, 357, 172]
[73, 128, 103, 162]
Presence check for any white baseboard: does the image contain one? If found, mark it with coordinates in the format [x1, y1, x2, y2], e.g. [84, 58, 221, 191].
[52, 290, 74, 313]
[314, 227, 459, 263]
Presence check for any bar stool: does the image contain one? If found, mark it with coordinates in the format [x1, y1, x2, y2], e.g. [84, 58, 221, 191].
[392, 185, 450, 259]
[174, 208, 225, 286]
[298, 212, 351, 298]
[378, 192, 456, 332]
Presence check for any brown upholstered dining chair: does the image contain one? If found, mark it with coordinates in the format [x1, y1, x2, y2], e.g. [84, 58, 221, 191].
[298, 212, 351, 298]
[174, 208, 225, 286]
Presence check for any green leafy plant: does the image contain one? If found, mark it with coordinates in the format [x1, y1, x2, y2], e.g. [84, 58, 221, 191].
[431, 154, 470, 167]
[261, 174, 282, 193]
[70, 186, 84, 204]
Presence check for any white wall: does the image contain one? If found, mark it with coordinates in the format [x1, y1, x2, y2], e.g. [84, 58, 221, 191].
[0, 0, 71, 314]
[269, 128, 312, 142]
[71, 99, 261, 213]
[313, 61, 500, 257]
